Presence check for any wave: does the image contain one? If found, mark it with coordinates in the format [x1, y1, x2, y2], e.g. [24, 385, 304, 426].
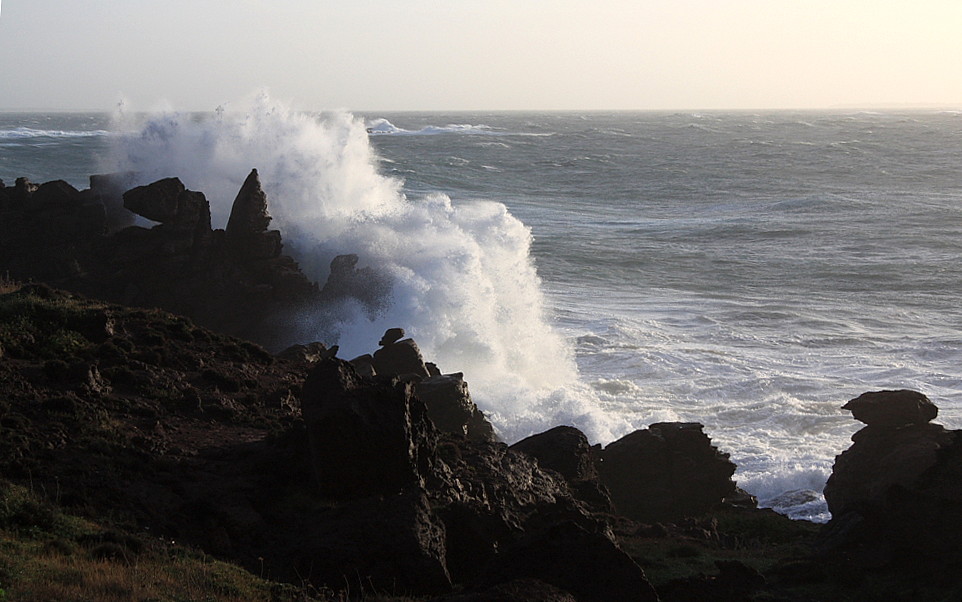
[0, 127, 111, 140]
[103, 93, 628, 444]
[365, 118, 497, 136]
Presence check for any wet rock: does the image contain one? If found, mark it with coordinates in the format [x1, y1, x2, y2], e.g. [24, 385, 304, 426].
[372, 336, 430, 378]
[320, 253, 392, 314]
[511, 425, 613, 512]
[842, 389, 938, 428]
[417, 372, 497, 442]
[596, 422, 737, 522]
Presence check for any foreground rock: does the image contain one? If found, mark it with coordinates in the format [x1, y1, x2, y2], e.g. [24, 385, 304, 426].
[821, 390, 962, 576]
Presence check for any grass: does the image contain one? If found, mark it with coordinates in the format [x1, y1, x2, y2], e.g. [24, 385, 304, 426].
[0, 481, 314, 602]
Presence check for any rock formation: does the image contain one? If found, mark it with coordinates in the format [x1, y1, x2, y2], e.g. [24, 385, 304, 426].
[821, 390, 962, 572]
[0, 172, 318, 349]
[595, 422, 739, 522]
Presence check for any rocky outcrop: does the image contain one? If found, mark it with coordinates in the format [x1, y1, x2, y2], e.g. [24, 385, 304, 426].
[820, 390, 962, 571]
[596, 422, 738, 522]
[0, 172, 319, 349]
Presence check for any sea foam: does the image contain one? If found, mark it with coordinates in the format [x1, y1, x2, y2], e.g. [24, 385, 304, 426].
[105, 94, 629, 443]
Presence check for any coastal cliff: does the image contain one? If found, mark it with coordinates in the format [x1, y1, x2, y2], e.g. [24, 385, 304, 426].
[1, 174, 960, 601]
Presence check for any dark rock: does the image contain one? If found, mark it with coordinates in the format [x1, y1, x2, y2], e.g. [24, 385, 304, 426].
[225, 169, 282, 260]
[842, 389, 938, 428]
[11, 177, 38, 202]
[379, 327, 405, 346]
[123, 177, 211, 232]
[275, 342, 331, 363]
[824, 421, 953, 517]
[372, 336, 430, 378]
[286, 491, 452, 595]
[820, 391, 962, 573]
[320, 254, 392, 314]
[596, 422, 737, 522]
[89, 172, 139, 232]
[511, 425, 613, 511]
[480, 521, 659, 602]
[226, 169, 271, 236]
[417, 372, 497, 442]
[300, 357, 438, 498]
[659, 559, 766, 602]
[30, 180, 80, 207]
[349, 353, 376, 378]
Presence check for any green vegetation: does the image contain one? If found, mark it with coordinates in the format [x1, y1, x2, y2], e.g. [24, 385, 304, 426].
[0, 481, 312, 601]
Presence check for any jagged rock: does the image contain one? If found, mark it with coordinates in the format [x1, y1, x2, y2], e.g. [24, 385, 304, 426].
[596, 422, 737, 522]
[432, 438, 608, 585]
[225, 169, 282, 260]
[416, 372, 497, 442]
[2, 173, 320, 348]
[842, 389, 938, 428]
[511, 425, 613, 512]
[122, 177, 211, 232]
[300, 357, 438, 497]
[372, 336, 430, 378]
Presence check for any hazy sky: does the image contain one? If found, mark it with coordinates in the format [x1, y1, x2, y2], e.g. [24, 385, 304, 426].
[1, 0, 961, 111]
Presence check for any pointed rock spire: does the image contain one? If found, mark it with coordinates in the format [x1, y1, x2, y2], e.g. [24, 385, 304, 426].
[226, 168, 272, 238]
[225, 169, 282, 260]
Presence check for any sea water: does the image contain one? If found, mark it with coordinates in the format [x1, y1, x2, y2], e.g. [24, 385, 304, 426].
[3, 102, 961, 522]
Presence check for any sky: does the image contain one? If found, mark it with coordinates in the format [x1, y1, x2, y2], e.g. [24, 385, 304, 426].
[1, 0, 961, 112]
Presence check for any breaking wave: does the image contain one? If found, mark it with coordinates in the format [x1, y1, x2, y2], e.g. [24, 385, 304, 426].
[104, 93, 628, 443]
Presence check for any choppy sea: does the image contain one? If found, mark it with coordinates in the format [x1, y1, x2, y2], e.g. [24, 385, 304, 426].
[3, 103, 961, 522]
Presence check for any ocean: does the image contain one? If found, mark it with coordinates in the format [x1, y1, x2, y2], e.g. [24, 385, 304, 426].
[3, 102, 961, 522]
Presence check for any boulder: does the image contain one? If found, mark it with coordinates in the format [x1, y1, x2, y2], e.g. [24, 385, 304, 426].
[416, 372, 497, 442]
[596, 422, 737, 522]
[511, 425, 612, 512]
[842, 389, 938, 428]
[122, 177, 211, 233]
[372, 336, 430, 378]
[379, 327, 405, 346]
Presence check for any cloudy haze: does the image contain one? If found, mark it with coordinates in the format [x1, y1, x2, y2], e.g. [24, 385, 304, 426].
[1, 0, 960, 111]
